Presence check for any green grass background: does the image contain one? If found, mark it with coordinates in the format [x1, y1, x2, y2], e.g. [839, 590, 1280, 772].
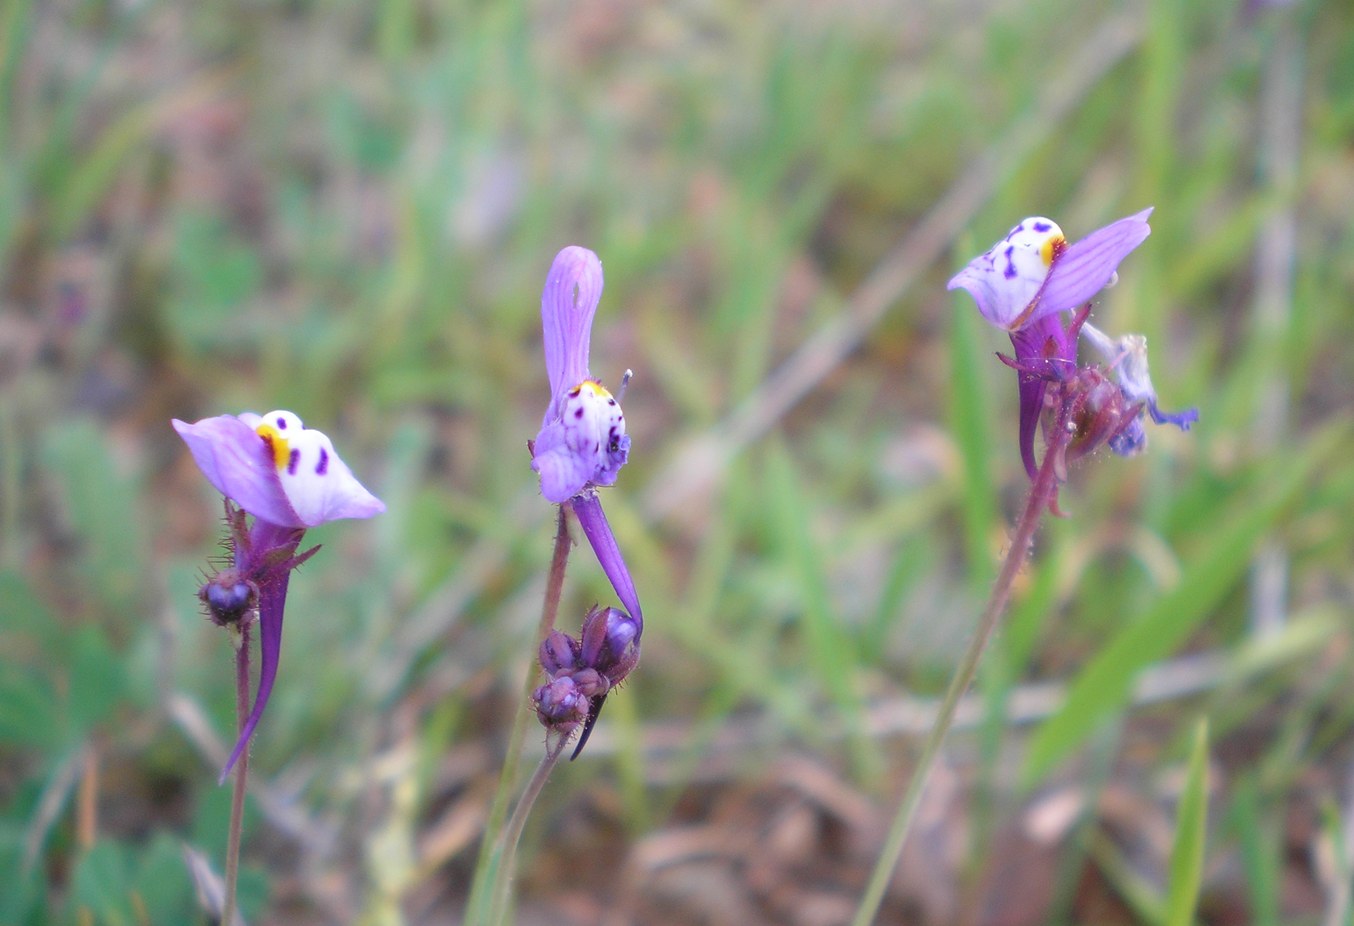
[2, 0, 1353, 922]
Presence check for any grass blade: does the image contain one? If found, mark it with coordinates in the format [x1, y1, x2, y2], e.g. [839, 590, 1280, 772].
[1166, 719, 1210, 926]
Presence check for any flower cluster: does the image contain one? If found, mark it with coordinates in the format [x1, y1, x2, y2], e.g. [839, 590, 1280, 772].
[947, 209, 1197, 500]
[533, 606, 641, 737]
[174, 410, 383, 780]
[528, 246, 644, 756]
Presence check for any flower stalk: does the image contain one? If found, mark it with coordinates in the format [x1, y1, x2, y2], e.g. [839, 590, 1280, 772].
[467, 507, 573, 924]
[487, 735, 570, 925]
[221, 622, 251, 926]
[852, 392, 1071, 926]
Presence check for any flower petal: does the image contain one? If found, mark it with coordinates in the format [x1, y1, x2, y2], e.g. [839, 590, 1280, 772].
[541, 247, 604, 425]
[255, 410, 385, 527]
[948, 217, 1065, 328]
[1147, 400, 1199, 430]
[531, 381, 629, 502]
[1029, 208, 1153, 325]
[532, 423, 594, 503]
[173, 416, 304, 528]
[1109, 417, 1148, 457]
[177, 412, 384, 528]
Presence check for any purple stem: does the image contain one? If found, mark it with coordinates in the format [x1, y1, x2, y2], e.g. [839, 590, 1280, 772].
[222, 621, 251, 926]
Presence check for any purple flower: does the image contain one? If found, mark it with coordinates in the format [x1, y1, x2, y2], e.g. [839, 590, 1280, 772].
[528, 247, 643, 757]
[948, 209, 1152, 333]
[948, 210, 1196, 486]
[531, 246, 631, 504]
[173, 410, 384, 780]
[174, 411, 384, 528]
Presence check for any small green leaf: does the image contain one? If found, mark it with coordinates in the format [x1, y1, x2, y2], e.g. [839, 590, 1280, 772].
[41, 418, 148, 616]
[67, 627, 127, 735]
[70, 841, 135, 923]
[0, 665, 60, 748]
[1228, 779, 1279, 926]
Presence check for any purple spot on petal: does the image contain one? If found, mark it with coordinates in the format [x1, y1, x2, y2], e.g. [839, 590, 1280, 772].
[276, 417, 288, 430]
[316, 447, 329, 475]
[1033, 221, 1051, 232]
[288, 448, 300, 475]
[1003, 245, 1018, 279]
[574, 407, 585, 419]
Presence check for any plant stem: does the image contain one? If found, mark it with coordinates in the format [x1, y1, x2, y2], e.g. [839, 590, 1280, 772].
[222, 621, 251, 926]
[467, 506, 572, 924]
[851, 413, 1070, 926]
[488, 737, 568, 924]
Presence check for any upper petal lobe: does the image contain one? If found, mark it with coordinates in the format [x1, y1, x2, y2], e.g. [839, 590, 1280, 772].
[1030, 208, 1152, 324]
[541, 247, 605, 425]
[173, 415, 304, 528]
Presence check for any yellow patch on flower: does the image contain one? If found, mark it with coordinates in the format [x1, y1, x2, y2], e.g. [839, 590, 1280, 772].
[255, 423, 291, 469]
[570, 380, 614, 401]
[1040, 233, 1067, 267]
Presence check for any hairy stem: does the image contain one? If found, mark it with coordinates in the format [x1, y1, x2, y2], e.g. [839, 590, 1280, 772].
[467, 506, 572, 924]
[851, 412, 1070, 926]
[222, 621, 251, 926]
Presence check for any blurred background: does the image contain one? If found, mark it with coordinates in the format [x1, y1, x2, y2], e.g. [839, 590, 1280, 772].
[3, 0, 1353, 923]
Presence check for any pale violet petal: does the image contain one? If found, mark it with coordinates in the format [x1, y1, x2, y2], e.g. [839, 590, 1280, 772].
[1028, 208, 1152, 324]
[533, 443, 594, 503]
[532, 382, 628, 502]
[541, 247, 604, 425]
[172, 416, 303, 527]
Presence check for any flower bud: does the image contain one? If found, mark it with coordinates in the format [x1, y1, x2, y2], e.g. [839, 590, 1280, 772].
[199, 570, 257, 626]
[539, 630, 579, 676]
[569, 667, 609, 699]
[533, 676, 590, 734]
[578, 605, 640, 684]
[1065, 368, 1136, 465]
